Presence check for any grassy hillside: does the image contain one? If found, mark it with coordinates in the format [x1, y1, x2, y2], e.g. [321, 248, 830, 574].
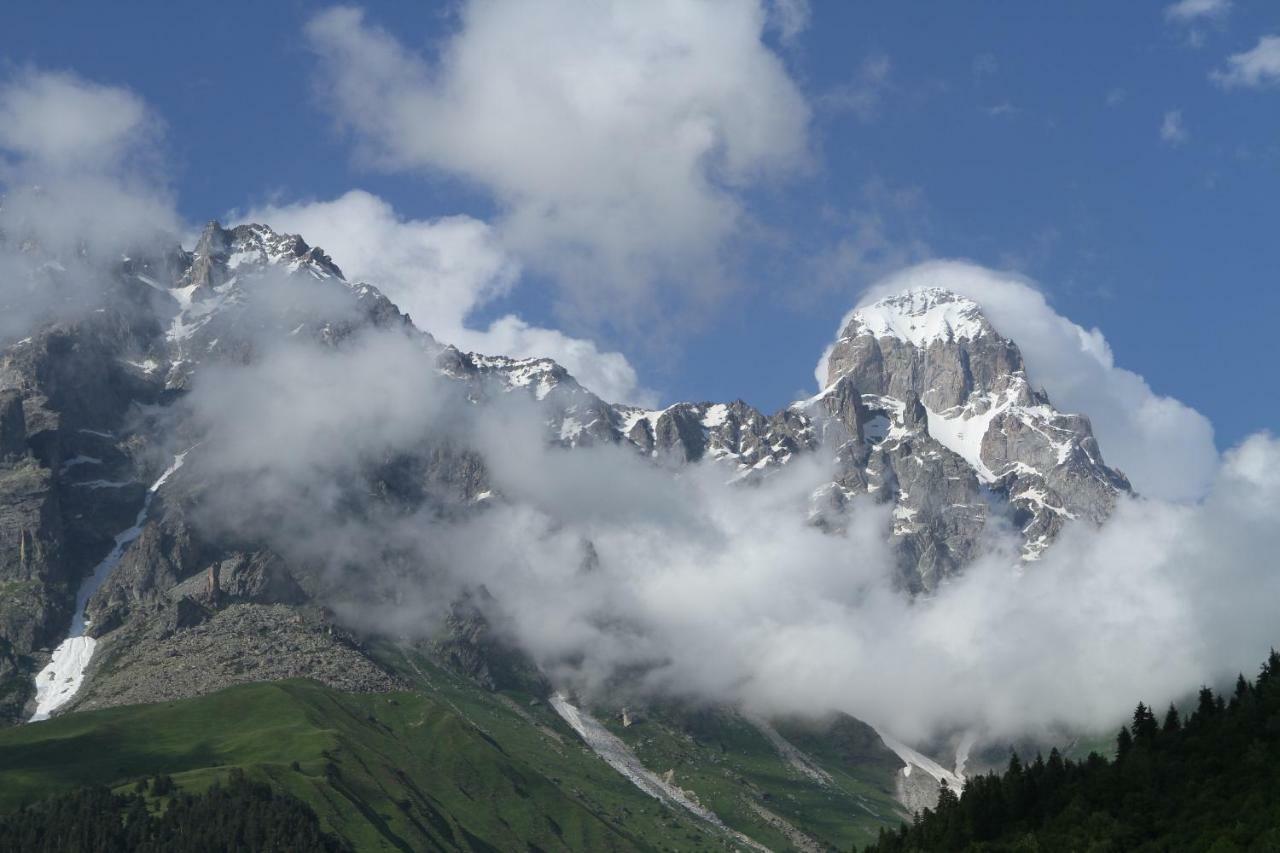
[0, 676, 725, 851]
[375, 642, 907, 850]
[602, 703, 905, 851]
[0, 645, 909, 851]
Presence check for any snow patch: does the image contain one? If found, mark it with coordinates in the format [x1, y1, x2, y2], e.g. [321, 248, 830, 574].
[877, 731, 965, 791]
[60, 455, 102, 472]
[924, 395, 1009, 482]
[72, 479, 137, 490]
[29, 451, 188, 722]
[550, 694, 768, 851]
[122, 358, 160, 374]
[701, 403, 729, 429]
[559, 417, 583, 442]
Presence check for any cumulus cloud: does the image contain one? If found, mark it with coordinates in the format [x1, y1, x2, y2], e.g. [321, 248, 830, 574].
[241, 190, 652, 403]
[180, 312, 1280, 749]
[0, 71, 155, 170]
[1160, 109, 1188, 144]
[816, 262, 1218, 503]
[0, 69, 178, 341]
[183, 327, 461, 548]
[1164, 0, 1231, 23]
[304, 2, 810, 331]
[1212, 35, 1280, 88]
[0, 69, 176, 253]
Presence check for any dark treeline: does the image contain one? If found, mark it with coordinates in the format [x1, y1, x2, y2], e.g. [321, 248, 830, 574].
[0, 769, 349, 852]
[866, 650, 1280, 852]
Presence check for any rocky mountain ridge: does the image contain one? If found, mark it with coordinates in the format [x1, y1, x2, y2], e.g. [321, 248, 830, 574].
[0, 221, 1129, 733]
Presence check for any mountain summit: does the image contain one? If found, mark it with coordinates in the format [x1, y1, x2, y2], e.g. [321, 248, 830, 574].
[0, 223, 1128, 727]
[823, 287, 1130, 566]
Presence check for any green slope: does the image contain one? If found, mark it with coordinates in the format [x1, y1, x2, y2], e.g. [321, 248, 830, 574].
[0, 677, 725, 852]
[0, 645, 909, 852]
[603, 704, 905, 851]
[376, 642, 908, 850]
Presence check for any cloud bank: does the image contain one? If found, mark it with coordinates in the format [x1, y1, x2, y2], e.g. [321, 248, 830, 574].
[180, 312, 1280, 749]
[0, 69, 179, 341]
[304, 1, 810, 332]
[241, 190, 652, 404]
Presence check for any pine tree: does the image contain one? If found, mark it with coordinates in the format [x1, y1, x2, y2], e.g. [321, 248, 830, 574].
[1116, 725, 1133, 759]
[1132, 702, 1159, 742]
[863, 649, 1280, 852]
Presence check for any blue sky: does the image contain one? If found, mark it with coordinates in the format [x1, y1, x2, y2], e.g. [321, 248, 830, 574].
[2, 0, 1278, 449]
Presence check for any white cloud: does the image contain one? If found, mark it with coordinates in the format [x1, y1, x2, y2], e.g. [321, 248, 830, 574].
[1160, 109, 1188, 144]
[816, 261, 1219, 503]
[0, 70, 178, 341]
[180, 270, 1280, 749]
[1164, 0, 1231, 22]
[0, 70, 176, 255]
[1212, 35, 1280, 88]
[447, 400, 1280, 746]
[198, 323, 1280, 745]
[0, 71, 155, 171]
[243, 191, 516, 334]
[242, 190, 652, 404]
[304, 2, 810, 330]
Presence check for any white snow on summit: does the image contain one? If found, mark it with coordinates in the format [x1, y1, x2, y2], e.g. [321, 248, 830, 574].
[851, 287, 987, 347]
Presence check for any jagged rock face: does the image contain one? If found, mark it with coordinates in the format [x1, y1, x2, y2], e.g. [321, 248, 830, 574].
[823, 287, 1130, 563]
[155, 222, 422, 391]
[0, 392, 25, 464]
[0, 302, 169, 723]
[0, 222, 1134, 725]
[0, 223, 457, 723]
[462, 289, 1128, 587]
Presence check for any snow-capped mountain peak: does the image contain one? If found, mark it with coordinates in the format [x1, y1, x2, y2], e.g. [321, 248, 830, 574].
[817, 283, 1129, 567]
[81, 222, 1132, 588]
[121, 221, 416, 390]
[847, 287, 990, 348]
[188, 221, 344, 284]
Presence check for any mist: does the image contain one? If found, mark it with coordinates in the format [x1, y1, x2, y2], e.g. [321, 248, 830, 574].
[175, 309, 1280, 748]
[0, 69, 179, 342]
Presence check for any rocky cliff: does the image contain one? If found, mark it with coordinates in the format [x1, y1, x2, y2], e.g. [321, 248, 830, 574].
[0, 222, 1129, 725]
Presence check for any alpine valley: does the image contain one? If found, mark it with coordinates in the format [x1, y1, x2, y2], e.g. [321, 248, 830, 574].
[0, 222, 1199, 851]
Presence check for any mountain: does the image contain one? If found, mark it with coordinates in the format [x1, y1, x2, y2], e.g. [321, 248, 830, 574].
[0, 221, 1133, 848]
